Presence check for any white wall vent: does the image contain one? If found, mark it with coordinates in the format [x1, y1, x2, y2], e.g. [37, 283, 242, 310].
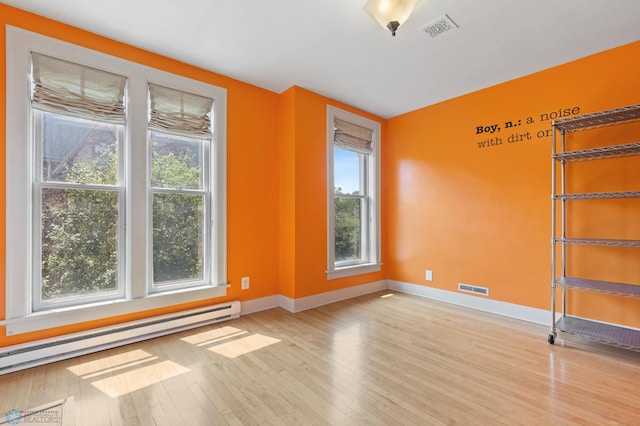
[421, 14, 458, 39]
[458, 283, 489, 296]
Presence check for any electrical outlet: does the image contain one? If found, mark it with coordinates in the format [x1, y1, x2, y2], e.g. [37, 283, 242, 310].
[241, 276, 250, 290]
[425, 270, 433, 281]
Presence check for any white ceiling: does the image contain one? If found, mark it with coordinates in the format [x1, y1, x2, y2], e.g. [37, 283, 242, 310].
[4, 0, 640, 118]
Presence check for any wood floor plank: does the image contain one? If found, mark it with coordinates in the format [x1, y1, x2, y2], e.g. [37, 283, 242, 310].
[1, 291, 639, 425]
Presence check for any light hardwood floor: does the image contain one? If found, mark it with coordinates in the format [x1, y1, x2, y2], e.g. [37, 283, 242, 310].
[1, 291, 639, 425]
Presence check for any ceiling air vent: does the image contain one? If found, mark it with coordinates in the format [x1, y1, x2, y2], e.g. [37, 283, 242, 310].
[421, 14, 458, 39]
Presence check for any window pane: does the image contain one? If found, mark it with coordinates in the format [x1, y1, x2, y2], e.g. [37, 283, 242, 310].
[334, 196, 362, 262]
[41, 112, 119, 184]
[41, 188, 119, 301]
[151, 132, 203, 190]
[153, 193, 204, 284]
[334, 147, 360, 195]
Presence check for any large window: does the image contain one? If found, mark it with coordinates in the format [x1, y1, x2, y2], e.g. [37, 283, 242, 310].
[326, 106, 381, 279]
[31, 53, 127, 311]
[148, 84, 213, 290]
[5, 27, 227, 335]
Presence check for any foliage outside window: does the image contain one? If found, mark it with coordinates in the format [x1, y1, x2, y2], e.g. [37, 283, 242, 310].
[334, 148, 366, 263]
[150, 133, 207, 287]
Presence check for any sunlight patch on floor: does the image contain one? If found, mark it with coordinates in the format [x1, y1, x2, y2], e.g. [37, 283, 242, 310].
[67, 349, 157, 379]
[90, 360, 190, 398]
[66, 349, 190, 398]
[208, 334, 281, 358]
[180, 326, 248, 346]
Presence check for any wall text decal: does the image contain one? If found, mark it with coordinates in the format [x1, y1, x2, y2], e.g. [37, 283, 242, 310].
[475, 105, 581, 149]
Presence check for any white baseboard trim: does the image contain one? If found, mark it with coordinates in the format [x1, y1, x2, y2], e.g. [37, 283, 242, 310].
[240, 295, 280, 316]
[279, 280, 387, 313]
[387, 280, 551, 326]
[278, 295, 295, 313]
[241, 280, 552, 327]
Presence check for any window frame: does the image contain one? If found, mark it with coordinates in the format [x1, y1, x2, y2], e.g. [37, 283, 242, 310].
[5, 26, 228, 335]
[326, 106, 381, 280]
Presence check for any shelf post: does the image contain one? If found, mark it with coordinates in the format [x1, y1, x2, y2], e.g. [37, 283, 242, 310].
[550, 122, 558, 336]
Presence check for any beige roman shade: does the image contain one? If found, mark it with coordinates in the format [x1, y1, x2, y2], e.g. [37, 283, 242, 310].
[148, 83, 214, 138]
[31, 53, 126, 123]
[334, 117, 374, 154]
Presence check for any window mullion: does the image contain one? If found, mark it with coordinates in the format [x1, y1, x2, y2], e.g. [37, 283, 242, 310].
[334, 193, 365, 200]
[360, 153, 369, 261]
[128, 73, 149, 299]
[152, 187, 206, 196]
[30, 112, 44, 314]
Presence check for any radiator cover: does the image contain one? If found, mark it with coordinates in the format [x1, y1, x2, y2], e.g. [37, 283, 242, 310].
[0, 301, 240, 375]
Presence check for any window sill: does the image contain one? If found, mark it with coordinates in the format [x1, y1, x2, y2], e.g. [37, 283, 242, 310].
[2, 284, 228, 336]
[326, 263, 381, 280]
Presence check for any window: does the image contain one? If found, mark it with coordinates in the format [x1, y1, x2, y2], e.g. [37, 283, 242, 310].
[148, 84, 213, 290]
[31, 53, 127, 311]
[5, 27, 227, 335]
[326, 106, 381, 279]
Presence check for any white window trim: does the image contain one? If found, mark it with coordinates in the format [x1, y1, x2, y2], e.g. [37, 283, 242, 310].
[326, 106, 381, 280]
[4, 26, 228, 335]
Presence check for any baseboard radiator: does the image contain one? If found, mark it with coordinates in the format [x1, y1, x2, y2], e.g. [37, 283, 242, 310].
[0, 301, 240, 375]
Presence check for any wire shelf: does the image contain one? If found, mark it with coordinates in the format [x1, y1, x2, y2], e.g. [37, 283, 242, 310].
[554, 238, 640, 247]
[554, 191, 640, 200]
[553, 104, 640, 132]
[553, 142, 640, 162]
[556, 276, 640, 299]
[555, 316, 640, 350]
[550, 104, 640, 351]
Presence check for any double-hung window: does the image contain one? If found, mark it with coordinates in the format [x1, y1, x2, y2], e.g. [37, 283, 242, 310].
[32, 53, 127, 310]
[5, 27, 227, 335]
[326, 106, 381, 279]
[148, 84, 212, 290]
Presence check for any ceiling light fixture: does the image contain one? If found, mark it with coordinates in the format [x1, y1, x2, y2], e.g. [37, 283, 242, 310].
[364, 0, 422, 36]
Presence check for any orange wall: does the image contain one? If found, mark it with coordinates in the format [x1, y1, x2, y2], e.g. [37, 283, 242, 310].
[279, 87, 386, 299]
[278, 88, 296, 298]
[2, 3, 640, 348]
[0, 5, 281, 346]
[385, 41, 640, 328]
[0, 5, 384, 348]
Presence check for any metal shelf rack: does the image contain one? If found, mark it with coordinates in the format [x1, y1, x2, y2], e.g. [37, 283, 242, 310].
[549, 103, 640, 350]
